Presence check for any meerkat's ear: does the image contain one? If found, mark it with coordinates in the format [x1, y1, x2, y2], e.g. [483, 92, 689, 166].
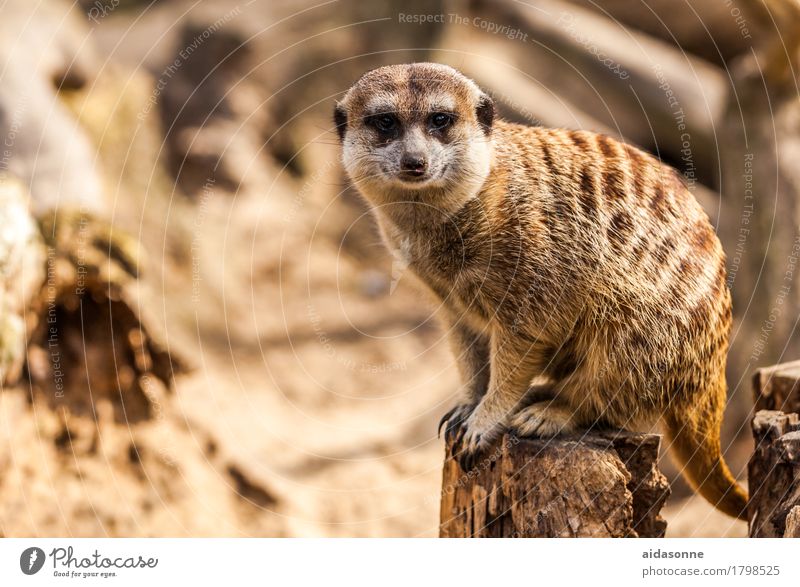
[334, 103, 347, 141]
[476, 93, 495, 135]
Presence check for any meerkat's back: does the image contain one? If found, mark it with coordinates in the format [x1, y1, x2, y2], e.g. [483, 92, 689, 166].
[486, 122, 744, 518]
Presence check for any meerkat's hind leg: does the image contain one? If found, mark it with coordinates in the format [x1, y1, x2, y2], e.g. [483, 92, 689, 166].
[508, 399, 579, 438]
[519, 381, 557, 407]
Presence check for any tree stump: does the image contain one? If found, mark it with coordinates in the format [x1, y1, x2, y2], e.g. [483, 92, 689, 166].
[750, 360, 800, 537]
[439, 430, 670, 537]
[752, 360, 800, 415]
[748, 410, 800, 537]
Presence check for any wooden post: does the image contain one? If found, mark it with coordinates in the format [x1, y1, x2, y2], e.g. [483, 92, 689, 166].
[752, 360, 800, 415]
[748, 411, 800, 537]
[749, 361, 800, 537]
[439, 430, 670, 537]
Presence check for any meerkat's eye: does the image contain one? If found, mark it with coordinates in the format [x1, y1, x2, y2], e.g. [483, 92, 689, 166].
[367, 113, 399, 133]
[429, 112, 454, 131]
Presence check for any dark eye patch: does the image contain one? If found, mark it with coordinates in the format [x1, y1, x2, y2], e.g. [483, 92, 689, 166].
[428, 112, 456, 131]
[365, 113, 399, 134]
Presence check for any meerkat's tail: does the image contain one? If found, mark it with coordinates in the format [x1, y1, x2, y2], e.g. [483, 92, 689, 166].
[663, 379, 748, 521]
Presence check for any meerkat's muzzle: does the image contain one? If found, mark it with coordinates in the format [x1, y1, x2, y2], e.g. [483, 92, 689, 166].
[397, 152, 429, 183]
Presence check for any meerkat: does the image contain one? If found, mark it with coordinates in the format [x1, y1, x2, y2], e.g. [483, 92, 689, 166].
[334, 63, 748, 520]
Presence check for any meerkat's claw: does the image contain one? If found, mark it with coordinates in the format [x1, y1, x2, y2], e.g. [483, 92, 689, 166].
[455, 412, 504, 470]
[438, 402, 475, 442]
[456, 430, 493, 471]
[437, 406, 456, 438]
[457, 445, 484, 472]
[454, 429, 479, 471]
[508, 401, 577, 438]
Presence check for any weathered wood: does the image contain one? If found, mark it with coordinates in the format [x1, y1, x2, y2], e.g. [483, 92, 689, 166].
[25, 208, 185, 423]
[0, 0, 103, 214]
[440, 430, 669, 537]
[785, 506, 800, 538]
[748, 410, 800, 537]
[454, 0, 725, 188]
[719, 7, 800, 393]
[752, 360, 800, 415]
[563, 0, 761, 65]
[0, 177, 46, 385]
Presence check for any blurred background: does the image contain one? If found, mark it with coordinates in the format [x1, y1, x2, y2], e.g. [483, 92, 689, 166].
[0, 0, 798, 538]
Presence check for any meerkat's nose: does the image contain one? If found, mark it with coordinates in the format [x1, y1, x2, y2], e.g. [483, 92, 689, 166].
[400, 154, 428, 175]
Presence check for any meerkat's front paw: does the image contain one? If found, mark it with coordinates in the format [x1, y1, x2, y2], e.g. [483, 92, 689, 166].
[438, 402, 476, 443]
[454, 409, 506, 471]
[509, 401, 577, 438]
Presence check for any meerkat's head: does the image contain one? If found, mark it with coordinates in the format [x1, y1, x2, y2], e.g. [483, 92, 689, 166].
[334, 63, 495, 213]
